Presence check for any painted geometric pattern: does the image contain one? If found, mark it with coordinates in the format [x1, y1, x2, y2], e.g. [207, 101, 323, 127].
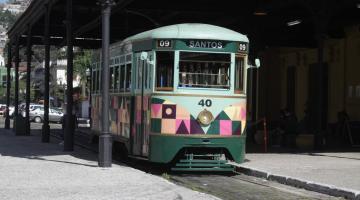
[92, 95, 131, 138]
[91, 96, 102, 132]
[207, 102, 246, 135]
[109, 96, 131, 138]
[151, 98, 246, 135]
[150, 98, 203, 135]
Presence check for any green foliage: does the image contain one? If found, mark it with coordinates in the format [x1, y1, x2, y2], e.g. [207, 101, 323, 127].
[74, 49, 92, 83]
[0, 9, 19, 29]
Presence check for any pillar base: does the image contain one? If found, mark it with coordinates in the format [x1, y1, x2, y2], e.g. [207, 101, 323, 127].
[4, 116, 10, 129]
[42, 124, 50, 143]
[13, 115, 27, 136]
[63, 114, 76, 151]
[98, 134, 112, 167]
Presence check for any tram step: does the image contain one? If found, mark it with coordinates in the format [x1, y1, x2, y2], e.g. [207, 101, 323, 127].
[175, 163, 232, 167]
[179, 159, 227, 164]
[171, 167, 234, 172]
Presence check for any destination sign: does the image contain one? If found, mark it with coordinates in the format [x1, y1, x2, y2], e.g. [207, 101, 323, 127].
[187, 40, 224, 49]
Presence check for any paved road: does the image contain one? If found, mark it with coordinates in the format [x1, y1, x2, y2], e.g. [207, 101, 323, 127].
[170, 174, 343, 200]
[0, 118, 343, 200]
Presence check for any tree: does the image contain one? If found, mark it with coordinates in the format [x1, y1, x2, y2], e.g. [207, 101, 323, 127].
[73, 49, 92, 98]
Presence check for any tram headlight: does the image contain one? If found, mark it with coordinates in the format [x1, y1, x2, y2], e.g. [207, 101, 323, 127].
[197, 109, 214, 126]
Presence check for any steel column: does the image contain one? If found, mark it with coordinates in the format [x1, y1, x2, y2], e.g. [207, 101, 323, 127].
[64, 0, 75, 151]
[98, 0, 114, 168]
[4, 43, 12, 129]
[25, 26, 32, 136]
[13, 39, 19, 135]
[42, 4, 50, 142]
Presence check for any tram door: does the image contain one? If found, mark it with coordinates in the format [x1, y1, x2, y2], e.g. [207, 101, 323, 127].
[132, 52, 153, 157]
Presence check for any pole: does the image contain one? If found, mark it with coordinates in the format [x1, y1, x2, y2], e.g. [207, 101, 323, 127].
[14, 38, 19, 134]
[25, 25, 32, 136]
[5, 42, 12, 129]
[42, 3, 50, 142]
[64, 0, 74, 151]
[98, 0, 114, 167]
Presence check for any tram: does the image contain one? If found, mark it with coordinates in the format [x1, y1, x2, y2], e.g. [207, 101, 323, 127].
[91, 23, 249, 171]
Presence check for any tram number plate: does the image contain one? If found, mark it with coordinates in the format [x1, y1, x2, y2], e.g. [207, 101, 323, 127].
[157, 40, 172, 48]
[198, 99, 212, 107]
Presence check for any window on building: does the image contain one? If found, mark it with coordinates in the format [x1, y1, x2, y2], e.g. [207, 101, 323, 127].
[179, 52, 230, 89]
[156, 51, 174, 91]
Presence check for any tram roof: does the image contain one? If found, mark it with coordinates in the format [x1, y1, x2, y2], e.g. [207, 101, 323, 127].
[122, 23, 249, 43]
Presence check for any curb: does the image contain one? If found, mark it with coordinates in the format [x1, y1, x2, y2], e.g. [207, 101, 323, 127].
[234, 165, 360, 200]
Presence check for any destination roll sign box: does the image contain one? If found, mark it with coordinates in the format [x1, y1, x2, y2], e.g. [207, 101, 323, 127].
[187, 40, 224, 49]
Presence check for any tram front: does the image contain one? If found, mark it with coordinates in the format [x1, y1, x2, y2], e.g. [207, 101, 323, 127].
[148, 25, 249, 171]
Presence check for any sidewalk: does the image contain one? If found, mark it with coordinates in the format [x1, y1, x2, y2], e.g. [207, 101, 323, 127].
[232, 152, 360, 199]
[0, 128, 218, 200]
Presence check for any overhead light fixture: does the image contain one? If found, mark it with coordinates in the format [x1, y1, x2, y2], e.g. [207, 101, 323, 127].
[253, 10, 267, 16]
[357, 3, 360, 8]
[287, 20, 302, 26]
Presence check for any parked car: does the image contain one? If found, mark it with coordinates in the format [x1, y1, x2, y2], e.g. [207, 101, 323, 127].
[22, 107, 64, 123]
[0, 104, 6, 116]
[7, 106, 15, 118]
[19, 103, 44, 114]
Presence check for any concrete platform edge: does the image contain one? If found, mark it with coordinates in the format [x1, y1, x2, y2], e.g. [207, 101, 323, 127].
[233, 165, 360, 200]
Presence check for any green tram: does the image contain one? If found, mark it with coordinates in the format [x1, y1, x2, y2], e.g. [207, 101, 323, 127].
[91, 23, 249, 171]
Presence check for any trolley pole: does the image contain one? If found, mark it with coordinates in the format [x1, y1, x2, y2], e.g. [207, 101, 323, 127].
[98, 0, 115, 168]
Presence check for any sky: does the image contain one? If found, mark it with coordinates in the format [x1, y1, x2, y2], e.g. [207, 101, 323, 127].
[0, 0, 7, 3]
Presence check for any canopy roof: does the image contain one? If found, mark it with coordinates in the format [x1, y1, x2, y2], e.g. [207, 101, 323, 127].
[7, 0, 360, 54]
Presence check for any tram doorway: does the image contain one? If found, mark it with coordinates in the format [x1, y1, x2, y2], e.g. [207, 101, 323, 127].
[132, 51, 153, 157]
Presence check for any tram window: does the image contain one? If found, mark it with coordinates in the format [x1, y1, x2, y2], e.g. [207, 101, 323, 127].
[96, 68, 100, 91]
[156, 51, 174, 91]
[114, 65, 120, 90]
[120, 65, 125, 90]
[92, 70, 95, 92]
[120, 55, 125, 64]
[110, 66, 115, 90]
[125, 63, 131, 91]
[179, 52, 230, 89]
[235, 56, 245, 94]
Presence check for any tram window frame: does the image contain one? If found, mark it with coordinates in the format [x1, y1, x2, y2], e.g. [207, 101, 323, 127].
[109, 66, 115, 91]
[96, 63, 100, 92]
[234, 55, 245, 94]
[120, 64, 125, 91]
[125, 63, 131, 91]
[91, 68, 96, 92]
[114, 65, 120, 91]
[178, 52, 231, 89]
[155, 51, 174, 91]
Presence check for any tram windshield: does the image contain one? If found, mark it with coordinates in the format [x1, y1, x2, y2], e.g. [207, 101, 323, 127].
[179, 52, 230, 89]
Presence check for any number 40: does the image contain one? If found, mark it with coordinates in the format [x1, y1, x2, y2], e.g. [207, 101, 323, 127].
[198, 99, 212, 107]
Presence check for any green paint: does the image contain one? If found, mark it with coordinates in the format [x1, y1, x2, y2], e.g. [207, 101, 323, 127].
[150, 118, 161, 133]
[207, 120, 219, 135]
[149, 134, 246, 163]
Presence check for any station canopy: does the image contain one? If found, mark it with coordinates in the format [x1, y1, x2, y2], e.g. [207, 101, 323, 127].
[7, 0, 360, 51]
